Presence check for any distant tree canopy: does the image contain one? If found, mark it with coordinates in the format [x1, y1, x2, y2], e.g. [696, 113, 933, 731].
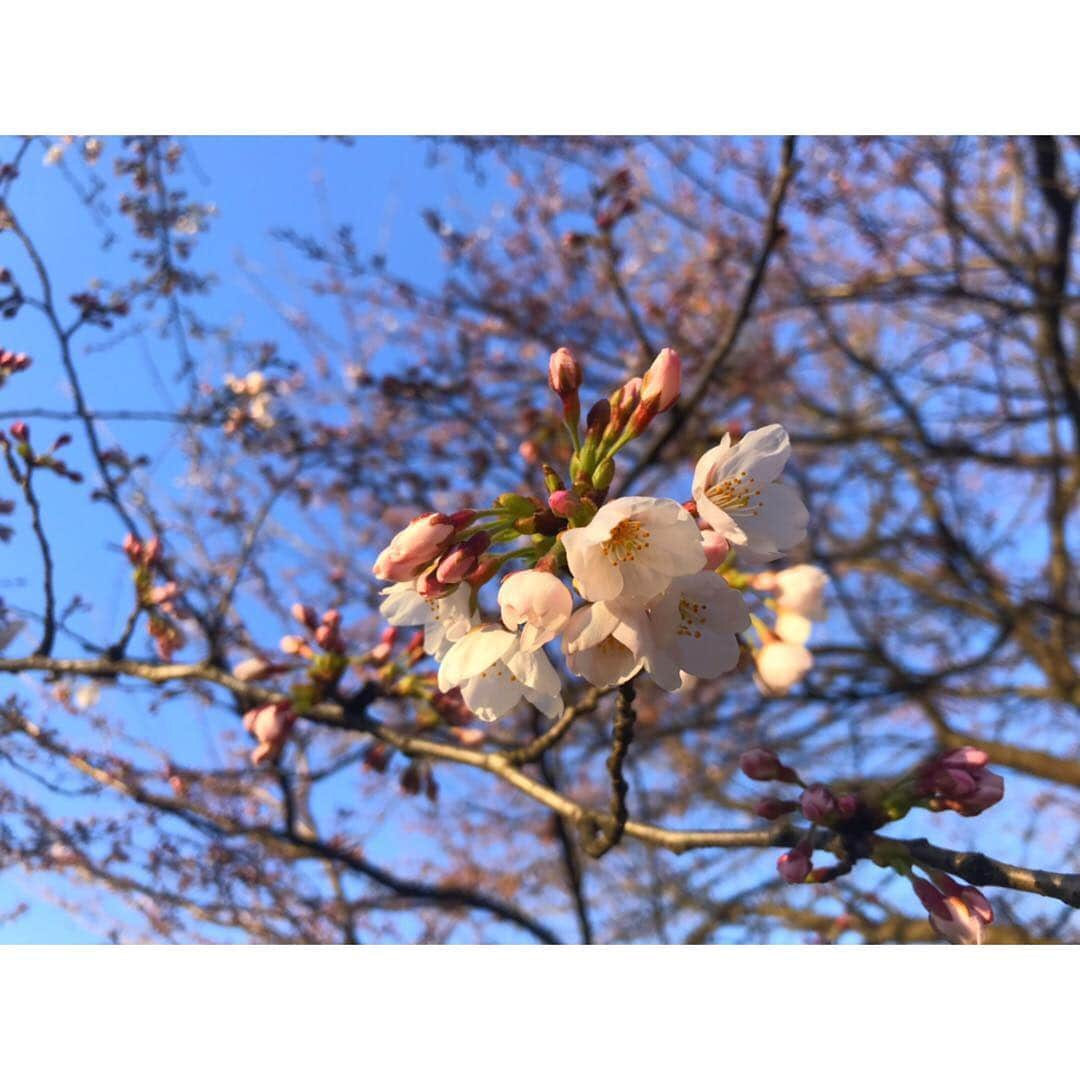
[0, 135, 1077, 943]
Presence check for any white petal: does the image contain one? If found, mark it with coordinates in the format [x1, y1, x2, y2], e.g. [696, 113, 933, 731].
[507, 645, 562, 700]
[378, 582, 429, 626]
[570, 543, 623, 602]
[567, 638, 641, 688]
[719, 424, 791, 483]
[564, 603, 620, 653]
[438, 625, 517, 689]
[738, 483, 808, 561]
[775, 611, 813, 644]
[460, 665, 523, 722]
[694, 500, 748, 547]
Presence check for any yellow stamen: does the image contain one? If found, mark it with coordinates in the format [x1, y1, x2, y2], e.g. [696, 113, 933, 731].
[601, 518, 651, 565]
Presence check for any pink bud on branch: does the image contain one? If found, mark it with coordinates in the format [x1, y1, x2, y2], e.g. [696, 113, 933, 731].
[639, 347, 681, 414]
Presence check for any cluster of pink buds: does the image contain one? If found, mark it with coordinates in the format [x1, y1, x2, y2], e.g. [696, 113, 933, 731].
[910, 871, 994, 945]
[369, 626, 398, 664]
[0, 424, 83, 484]
[0, 348, 30, 383]
[740, 748, 867, 885]
[372, 509, 483, 591]
[916, 747, 1004, 817]
[123, 533, 185, 660]
[289, 603, 345, 654]
[242, 701, 296, 766]
[563, 346, 681, 491]
[284, 603, 347, 659]
[275, 602, 352, 715]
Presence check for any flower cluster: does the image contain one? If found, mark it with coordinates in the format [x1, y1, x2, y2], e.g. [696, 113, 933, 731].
[1, 423, 83, 484]
[372, 346, 814, 723]
[123, 534, 185, 661]
[0, 347, 30, 387]
[223, 370, 281, 435]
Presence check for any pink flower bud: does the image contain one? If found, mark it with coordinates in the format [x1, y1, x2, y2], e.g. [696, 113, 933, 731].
[800, 784, 837, 824]
[777, 849, 811, 884]
[370, 626, 397, 663]
[416, 565, 454, 599]
[548, 489, 583, 519]
[363, 742, 393, 773]
[372, 512, 456, 582]
[315, 624, 340, 651]
[279, 634, 309, 656]
[232, 657, 275, 681]
[243, 701, 296, 766]
[147, 582, 179, 606]
[754, 797, 799, 820]
[122, 533, 142, 561]
[435, 532, 491, 584]
[940, 747, 990, 769]
[518, 440, 541, 465]
[585, 398, 611, 439]
[640, 347, 681, 414]
[701, 528, 730, 569]
[739, 747, 782, 781]
[959, 770, 1004, 816]
[447, 508, 478, 531]
[142, 537, 163, 566]
[291, 603, 318, 630]
[10, 421, 28, 442]
[548, 347, 582, 396]
[836, 794, 858, 819]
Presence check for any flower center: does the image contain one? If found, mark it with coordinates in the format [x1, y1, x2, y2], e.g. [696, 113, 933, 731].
[676, 594, 707, 639]
[601, 518, 651, 564]
[705, 470, 762, 516]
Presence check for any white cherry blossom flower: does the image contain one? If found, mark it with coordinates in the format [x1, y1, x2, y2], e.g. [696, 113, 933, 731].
[640, 572, 750, 691]
[773, 564, 828, 620]
[562, 601, 650, 688]
[561, 495, 705, 604]
[692, 425, 808, 562]
[498, 569, 573, 652]
[756, 564, 829, 644]
[437, 625, 562, 722]
[754, 639, 813, 695]
[379, 581, 475, 660]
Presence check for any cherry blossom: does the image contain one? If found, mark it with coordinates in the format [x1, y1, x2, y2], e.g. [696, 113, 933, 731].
[437, 625, 562, 722]
[754, 638, 813, 695]
[640, 571, 749, 691]
[561, 495, 705, 604]
[562, 601, 650, 688]
[757, 564, 829, 644]
[497, 569, 573, 652]
[692, 424, 809, 562]
[379, 580, 475, 660]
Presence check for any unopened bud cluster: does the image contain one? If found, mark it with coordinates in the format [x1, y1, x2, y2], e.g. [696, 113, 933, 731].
[123, 534, 185, 661]
[741, 744, 1004, 943]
